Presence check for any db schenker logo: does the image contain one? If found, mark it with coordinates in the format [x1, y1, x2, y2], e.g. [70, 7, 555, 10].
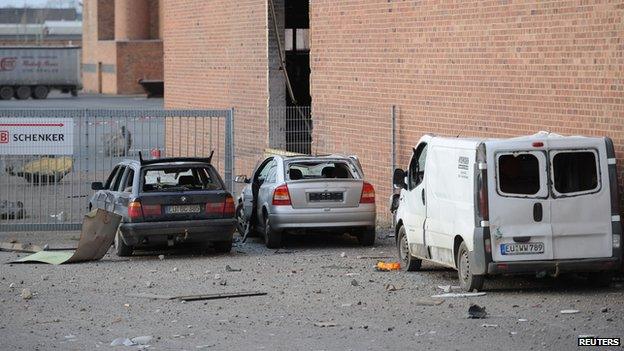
[0, 131, 8, 144]
[0, 57, 17, 71]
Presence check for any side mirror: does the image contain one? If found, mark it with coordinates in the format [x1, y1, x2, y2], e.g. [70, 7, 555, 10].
[234, 175, 250, 184]
[393, 168, 406, 189]
[389, 193, 400, 213]
[91, 181, 104, 190]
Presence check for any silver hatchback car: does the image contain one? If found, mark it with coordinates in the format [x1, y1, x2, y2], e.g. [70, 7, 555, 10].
[235, 154, 376, 248]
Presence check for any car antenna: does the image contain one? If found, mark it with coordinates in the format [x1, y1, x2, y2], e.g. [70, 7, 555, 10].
[456, 123, 468, 138]
[138, 151, 144, 164]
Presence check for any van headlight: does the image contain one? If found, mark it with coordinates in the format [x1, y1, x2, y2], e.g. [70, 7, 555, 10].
[613, 234, 621, 249]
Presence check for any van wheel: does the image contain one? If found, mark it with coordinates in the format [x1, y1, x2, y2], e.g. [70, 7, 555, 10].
[0, 86, 13, 100]
[397, 226, 421, 271]
[15, 86, 31, 100]
[457, 241, 484, 291]
[114, 229, 133, 257]
[213, 240, 232, 253]
[357, 227, 376, 246]
[587, 273, 613, 288]
[263, 217, 282, 249]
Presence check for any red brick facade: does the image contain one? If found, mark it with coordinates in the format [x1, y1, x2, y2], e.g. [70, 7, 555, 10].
[163, 0, 624, 219]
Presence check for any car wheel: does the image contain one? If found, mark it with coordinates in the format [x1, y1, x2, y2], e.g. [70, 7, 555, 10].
[0, 86, 13, 100]
[357, 226, 376, 246]
[114, 229, 133, 257]
[457, 241, 484, 291]
[235, 204, 247, 236]
[263, 216, 282, 249]
[14, 86, 31, 100]
[213, 240, 232, 253]
[397, 225, 421, 271]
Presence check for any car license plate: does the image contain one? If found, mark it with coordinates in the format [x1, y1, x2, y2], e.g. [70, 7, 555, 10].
[309, 192, 343, 202]
[165, 205, 201, 214]
[500, 242, 544, 255]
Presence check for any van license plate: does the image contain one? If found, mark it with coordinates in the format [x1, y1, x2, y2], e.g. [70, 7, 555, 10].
[165, 205, 201, 214]
[501, 242, 544, 255]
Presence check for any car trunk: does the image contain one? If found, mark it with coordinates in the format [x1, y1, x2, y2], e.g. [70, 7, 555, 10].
[137, 190, 230, 222]
[287, 179, 364, 209]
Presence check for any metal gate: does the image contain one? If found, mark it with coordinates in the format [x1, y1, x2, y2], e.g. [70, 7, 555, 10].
[0, 109, 234, 232]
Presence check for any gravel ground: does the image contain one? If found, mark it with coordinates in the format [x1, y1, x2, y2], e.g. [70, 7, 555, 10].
[0, 228, 622, 351]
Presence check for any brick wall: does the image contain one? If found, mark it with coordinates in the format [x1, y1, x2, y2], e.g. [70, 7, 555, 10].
[116, 40, 163, 93]
[164, 0, 270, 179]
[310, 0, 624, 220]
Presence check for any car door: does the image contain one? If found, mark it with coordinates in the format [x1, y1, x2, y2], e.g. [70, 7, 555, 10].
[95, 166, 121, 210]
[256, 158, 278, 225]
[487, 142, 553, 262]
[109, 165, 127, 215]
[116, 167, 135, 218]
[401, 143, 429, 258]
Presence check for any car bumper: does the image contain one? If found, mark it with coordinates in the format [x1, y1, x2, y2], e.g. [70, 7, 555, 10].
[487, 256, 621, 275]
[119, 218, 235, 246]
[269, 207, 376, 230]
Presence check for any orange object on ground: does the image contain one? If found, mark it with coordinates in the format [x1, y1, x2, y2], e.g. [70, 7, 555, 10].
[376, 261, 401, 271]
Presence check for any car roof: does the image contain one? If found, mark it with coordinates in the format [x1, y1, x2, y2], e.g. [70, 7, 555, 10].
[118, 159, 214, 168]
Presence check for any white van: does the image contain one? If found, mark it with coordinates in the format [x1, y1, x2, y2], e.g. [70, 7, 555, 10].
[391, 132, 622, 291]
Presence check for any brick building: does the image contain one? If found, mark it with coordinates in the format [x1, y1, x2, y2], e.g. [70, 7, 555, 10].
[82, 0, 163, 94]
[164, 1, 624, 218]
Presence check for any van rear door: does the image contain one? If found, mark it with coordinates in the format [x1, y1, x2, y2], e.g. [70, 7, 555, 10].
[487, 144, 553, 262]
[547, 139, 612, 259]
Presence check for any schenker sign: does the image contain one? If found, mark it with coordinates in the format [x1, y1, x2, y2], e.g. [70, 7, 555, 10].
[0, 118, 73, 155]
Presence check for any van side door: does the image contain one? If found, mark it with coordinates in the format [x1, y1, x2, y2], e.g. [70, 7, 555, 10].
[488, 146, 553, 262]
[402, 143, 428, 258]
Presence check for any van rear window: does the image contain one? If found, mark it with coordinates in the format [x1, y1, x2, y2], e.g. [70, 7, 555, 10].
[552, 151, 598, 194]
[498, 154, 540, 195]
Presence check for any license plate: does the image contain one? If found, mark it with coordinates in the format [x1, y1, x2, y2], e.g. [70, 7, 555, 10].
[165, 205, 201, 214]
[309, 192, 343, 202]
[500, 242, 544, 255]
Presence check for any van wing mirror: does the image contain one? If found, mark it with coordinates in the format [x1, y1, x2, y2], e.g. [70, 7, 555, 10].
[91, 181, 104, 190]
[234, 175, 250, 184]
[393, 168, 407, 189]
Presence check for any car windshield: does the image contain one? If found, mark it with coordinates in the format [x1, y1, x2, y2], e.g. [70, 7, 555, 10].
[142, 166, 221, 192]
[287, 161, 356, 180]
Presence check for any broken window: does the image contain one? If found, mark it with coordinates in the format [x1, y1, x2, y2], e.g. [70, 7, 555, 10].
[498, 153, 540, 195]
[552, 151, 599, 194]
[287, 161, 357, 180]
[142, 166, 221, 192]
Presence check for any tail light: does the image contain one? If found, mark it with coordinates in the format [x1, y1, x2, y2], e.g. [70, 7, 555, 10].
[223, 195, 235, 216]
[360, 182, 375, 204]
[206, 201, 222, 215]
[272, 184, 291, 206]
[128, 201, 143, 219]
[477, 171, 489, 222]
[142, 204, 162, 216]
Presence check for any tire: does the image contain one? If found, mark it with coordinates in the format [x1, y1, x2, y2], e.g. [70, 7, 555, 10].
[32, 85, 49, 100]
[213, 240, 232, 253]
[263, 216, 282, 249]
[0, 86, 13, 100]
[457, 241, 484, 292]
[397, 225, 422, 271]
[14, 86, 31, 100]
[114, 229, 133, 257]
[587, 273, 613, 288]
[235, 204, 247, 237]
[357, 226, 376, 246]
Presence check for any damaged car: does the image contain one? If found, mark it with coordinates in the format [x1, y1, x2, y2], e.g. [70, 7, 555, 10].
[89, 152, 236, 256]
[235, 154, 376, 248]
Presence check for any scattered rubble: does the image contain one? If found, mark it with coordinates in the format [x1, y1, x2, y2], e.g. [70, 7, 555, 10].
[468, 304, 487, 319]
[314, 321, 337, 328]
[560, 309, 580, 314]
[20, 288, 32, 300]
[431, 292, 486, 298]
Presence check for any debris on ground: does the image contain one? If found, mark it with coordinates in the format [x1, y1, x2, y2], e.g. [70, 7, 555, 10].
[225, 265, 241, 272]
[357, 255, 391, 259]
[0, 241, 43, 253]
[110, 338, 135, 347]
[127, 291, 267, 302]
[413, 298, 445, 306]
[437, 285, 461, 293]
[158, 254, 165, 260]
[481, 324, 498, 328]
[375, 261, 401, 271]
[560, 309, 580, 314]
[340, 252, 347, 258]
[518, 318, 528, 322]
[468, 304, 487, 319]
[314, 321, 337, 327]
[20, 288, 32, 300]
[350, 279, 359, 286]
[431, 292, 486, 298]
[385, 284, 403, 292]
[12, 209, 121, 265]
[131, 336, 153, 345]
[0, 200, 25, 220]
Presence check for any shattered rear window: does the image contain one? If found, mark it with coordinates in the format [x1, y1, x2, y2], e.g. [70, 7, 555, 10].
[142, 166, 222, 192]
[287, 161, 357, 180]
[497, 153, 540, 195]
[552, 151, 599, 194]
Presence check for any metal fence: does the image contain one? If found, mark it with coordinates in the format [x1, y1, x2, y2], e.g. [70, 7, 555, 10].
[0, 109, 233, 232]
[269, 106, 312, 155]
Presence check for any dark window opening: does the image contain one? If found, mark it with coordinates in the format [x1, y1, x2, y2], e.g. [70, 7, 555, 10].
[142, 166, 222, 192]
[408, 144, 427, 189]
[498, 154, 540, 195]
[553, 151, 598, 194]
[104, 166, 121, 189]
[288, 161, 356, 180]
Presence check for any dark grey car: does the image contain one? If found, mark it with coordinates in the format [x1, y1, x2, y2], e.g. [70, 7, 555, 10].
[90, 156, 236, 256]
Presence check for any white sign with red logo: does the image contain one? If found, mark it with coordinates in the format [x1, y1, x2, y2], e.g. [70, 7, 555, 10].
[0, 118, 73, 155]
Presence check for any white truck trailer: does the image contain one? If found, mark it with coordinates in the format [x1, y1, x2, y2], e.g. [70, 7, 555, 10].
[0, 46, 81, 100]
